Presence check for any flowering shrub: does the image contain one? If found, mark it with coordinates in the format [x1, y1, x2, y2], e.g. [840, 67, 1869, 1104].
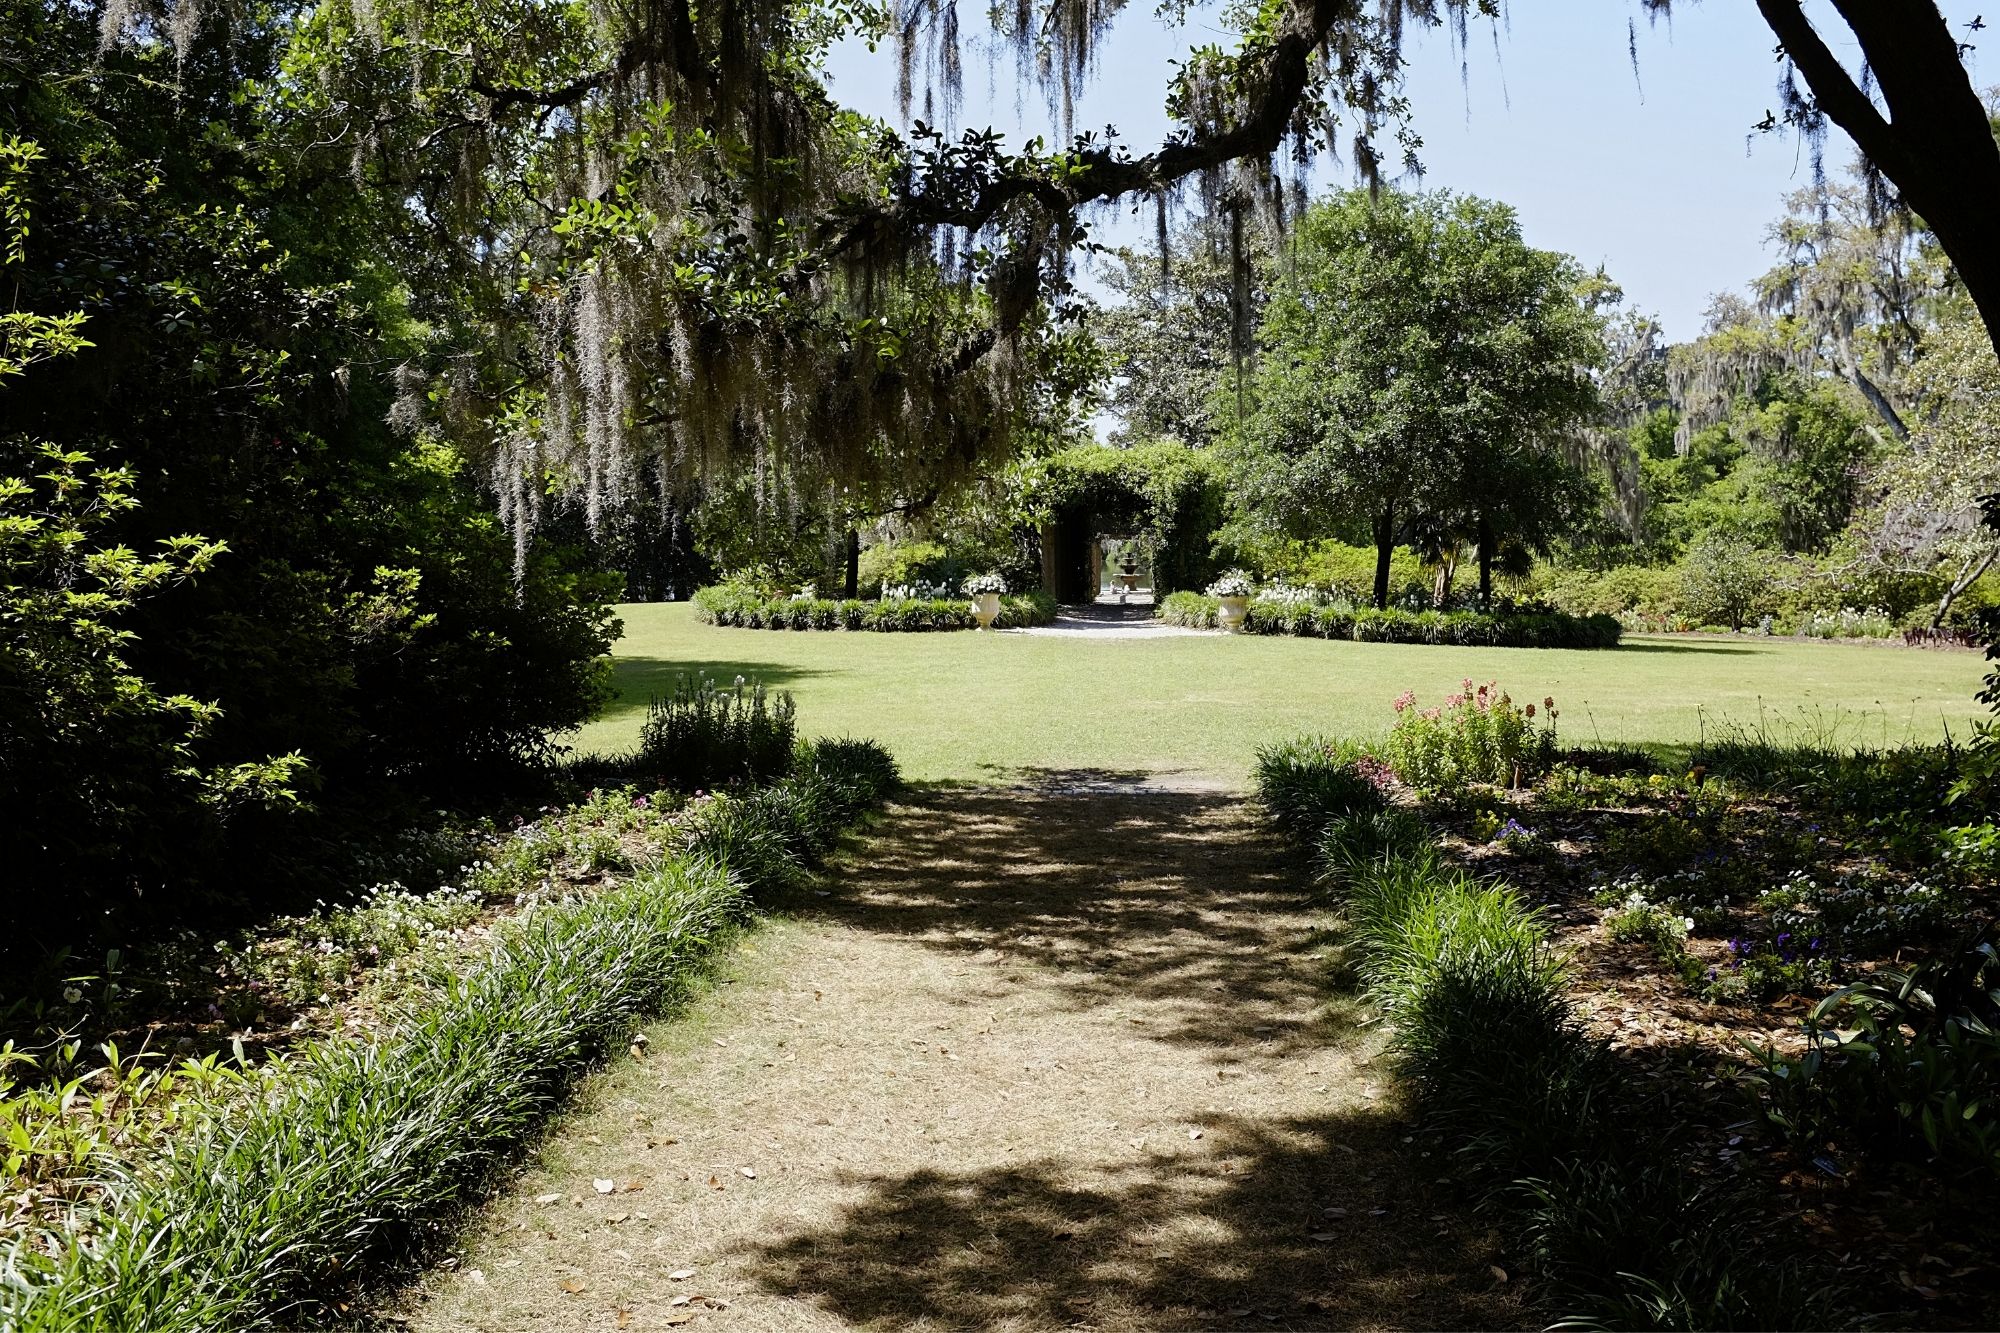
[1796, 606, 1897, 639]
[1385, 681, 1559, 789]
[960, 571, 1008, 596]
[1207, 569, 1254, 597]
[1257, 581, 1324, 608]
[1604, 888, 1694, 960]
[882, 579, 952, 601]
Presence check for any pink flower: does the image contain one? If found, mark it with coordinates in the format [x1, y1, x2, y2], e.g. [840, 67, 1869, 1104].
[1462, 678, 1475, 693]
[1524, 703, 1536, 719]
[1544, 696, 1556, 711]
[1393, 689, 1416, 713]
[1420, 708, 1441, 722]
[1445, 693, 1465, 709]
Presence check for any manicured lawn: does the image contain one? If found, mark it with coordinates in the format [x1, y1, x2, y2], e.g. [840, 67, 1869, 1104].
[574, 603, 1991, 784]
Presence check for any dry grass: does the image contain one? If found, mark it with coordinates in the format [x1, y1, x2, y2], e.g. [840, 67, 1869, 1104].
[384, 780, 1525, 1331]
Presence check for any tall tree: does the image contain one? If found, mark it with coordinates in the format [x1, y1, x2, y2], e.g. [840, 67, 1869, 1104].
[1226, 189, 1603, 609]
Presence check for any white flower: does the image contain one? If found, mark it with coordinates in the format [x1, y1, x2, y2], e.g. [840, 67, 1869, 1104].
[62, 986, 83, 1005]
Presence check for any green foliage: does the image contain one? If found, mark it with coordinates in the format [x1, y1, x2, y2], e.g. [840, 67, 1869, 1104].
[1313, 808, 1431, 886]
[691, 583, 1057, 631]
[1385, 683, 1560, 789]
[1018, 442, 1229, 595]
[1251, 736, 1389, 840]
[0, 738, 897, 1330]
[0, 137, 311, 938]
[638, 676, 798, 792]
[1158, 592, 1621, 647]
[1752, 934, 2000, 1183]
[1225, 188, 1604, 608]
[3, 9, 621, 957]
[1291, 828, 1840, 1328]
[1677, 531, 1776, 631]
[857, 540, 961, 594]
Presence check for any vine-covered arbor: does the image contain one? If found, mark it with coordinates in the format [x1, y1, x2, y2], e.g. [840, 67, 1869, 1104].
[1027, 444, 1227, 603]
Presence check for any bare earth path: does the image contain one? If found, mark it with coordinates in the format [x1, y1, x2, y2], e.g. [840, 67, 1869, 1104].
[392, 780, 1522, 1332]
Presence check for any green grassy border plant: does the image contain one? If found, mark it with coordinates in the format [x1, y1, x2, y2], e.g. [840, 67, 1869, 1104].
[0, 739, 898, 1331]
[1259, 741, 1840, 1329]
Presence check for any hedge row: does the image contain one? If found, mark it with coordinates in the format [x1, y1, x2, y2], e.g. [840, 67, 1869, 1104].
[692, 585, 1058, 631]
[1158, 591, 1621, 649]
[1254, 740, 1834, 1329]
[1, 739, 900, 1332]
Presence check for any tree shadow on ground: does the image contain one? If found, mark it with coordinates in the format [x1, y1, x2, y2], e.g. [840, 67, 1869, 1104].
[1614, 640, 1759, 655]
[734, 1106, 1523, 1330]
[805, 777, 1341, 1057]
[594, 656, 832, 722]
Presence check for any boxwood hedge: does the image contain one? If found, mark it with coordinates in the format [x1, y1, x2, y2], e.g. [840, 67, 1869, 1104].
[692, 585, 1058, 631]
[1159, 591, 1620, 649]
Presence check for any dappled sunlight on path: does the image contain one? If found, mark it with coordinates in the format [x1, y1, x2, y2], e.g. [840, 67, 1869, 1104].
[396, 783, 1524, 1331]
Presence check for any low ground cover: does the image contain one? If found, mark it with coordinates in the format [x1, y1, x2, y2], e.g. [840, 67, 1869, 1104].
[0, 697, 898, 1330]
[1258, 690, 2000, 1327]
[580, 602, 1986, 783]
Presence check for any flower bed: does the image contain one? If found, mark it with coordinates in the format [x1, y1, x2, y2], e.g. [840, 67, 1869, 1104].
[1157, 590, 1620, 648]
[692, 584, 1057, 631]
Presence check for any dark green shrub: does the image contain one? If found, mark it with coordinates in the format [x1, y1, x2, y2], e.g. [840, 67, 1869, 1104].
[1751, 933, 2000, 1182]
[1253, 736, 1388, 839]
[1159, 598, 1620, 648]
[638, 676, 797, 791]
[1313, 809, 1430, 885]
[1274, 793, 1840, 1330]
[691, 587, 1056, 632]
[797, 737, 902, 808]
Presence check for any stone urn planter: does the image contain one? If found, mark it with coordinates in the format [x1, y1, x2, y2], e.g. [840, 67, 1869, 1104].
[971, 591, 1001, 630]
[1217, 594, 1250, 633]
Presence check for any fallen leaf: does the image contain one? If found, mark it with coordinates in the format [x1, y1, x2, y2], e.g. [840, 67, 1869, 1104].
[707, 1175, 724, 1189]
[593, 1179, 616, 1195]
[605, 1212, 629, 1225]
[559, 1280, 585, 1295]
[1490, 1265, 1510, 1283]
[1309, 1232, 1339, 1242]
[616, 1312, 633, 1329]
[622, 1179, 646, 1192]
[739, 1167, 757, 1179]
[668, 1268, 696, 1281]
[535, 1193, 563, 1206]
[669, 1296, 692, 1308]
[1188, 1129, 1203, 1141]
[468, 1270, 486, 1285]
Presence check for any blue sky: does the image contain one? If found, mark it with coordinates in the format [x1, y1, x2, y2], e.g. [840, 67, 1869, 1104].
[825, 2, 1987, 342]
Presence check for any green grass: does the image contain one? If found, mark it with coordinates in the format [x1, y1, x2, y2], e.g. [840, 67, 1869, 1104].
[576, 604, 1992, 784]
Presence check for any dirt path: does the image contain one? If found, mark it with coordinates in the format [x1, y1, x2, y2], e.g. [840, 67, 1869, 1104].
[391, 779, 1522, 1331]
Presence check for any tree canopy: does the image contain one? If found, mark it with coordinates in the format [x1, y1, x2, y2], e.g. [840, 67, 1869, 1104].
[1224, 188, 1603, 609]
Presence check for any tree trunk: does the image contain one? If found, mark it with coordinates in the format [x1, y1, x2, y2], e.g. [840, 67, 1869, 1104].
[1934, 548, 2000, 628]
[843, 527, 860, 599]
[1754, 0, 2000, 358]
[1372, 507, 1395, 610]
[1477, 515, 1494, 610]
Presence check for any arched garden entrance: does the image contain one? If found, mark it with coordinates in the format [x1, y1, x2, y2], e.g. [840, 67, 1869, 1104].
[1027, 443, 1226, 605]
